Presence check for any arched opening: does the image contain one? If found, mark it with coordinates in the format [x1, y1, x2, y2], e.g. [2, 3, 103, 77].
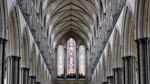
[56, 36, 87, 79]
[67, 38, 76, 78]
[79, 45, 86, 78]
[57, 45, 64, 78]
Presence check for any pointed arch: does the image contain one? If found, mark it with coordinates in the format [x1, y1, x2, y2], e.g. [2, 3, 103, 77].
[67, 38, 76, 75]
[6, 6, 21, 57]
[122, 6, 136, 57]
[57, 45, 64, 77]
[135, 0, 150, 38]
[79, 45, 86, 76]
[113, 28, 123, 68]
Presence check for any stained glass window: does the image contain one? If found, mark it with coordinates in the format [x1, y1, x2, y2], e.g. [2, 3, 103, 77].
[79, 45, 85, 76]
[67, 38, 76, 75]
[57, 45, 64, 76]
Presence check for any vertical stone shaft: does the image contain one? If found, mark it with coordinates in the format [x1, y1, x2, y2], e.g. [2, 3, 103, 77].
[0, 38, 7, 84]
[123, 56, 135, 84]
[136, 38, 150, 84]
[107, 76, 114, 84]
[7, 56, 20, 84]
[113, 68, 123, 84]
[20, 68, 29, 84]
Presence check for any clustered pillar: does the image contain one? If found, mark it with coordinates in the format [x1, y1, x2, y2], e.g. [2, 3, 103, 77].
[107, 76, 114, 84]
[0, 38, 7, 84]
[7, 56, 20, 84]
[113, 68, 123, 84]
[0, 38, 43, 84]
[123, 56, 135, 84]
[76, 48, 79, 79]
[98, 38, 150, 84]
[136, 38, 150, 84]
[20, 68, 29, 84]
[64, 48, 67, 79]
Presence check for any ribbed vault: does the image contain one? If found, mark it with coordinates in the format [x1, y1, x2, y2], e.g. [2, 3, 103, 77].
[42, 0, 101, 49]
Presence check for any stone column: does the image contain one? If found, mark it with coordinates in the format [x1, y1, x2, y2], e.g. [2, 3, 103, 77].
[20, 68, 29, 84]
[0, 38, 7, 84]
[51, 57, 54, 80]
[86, 48, 89, 79]
[54, 49, 57, 79]
[136, 38, 150, 84]
[7, 56, 20, 84]
[53, 49, 57, 79]
[147, 39, 150, 84]
[76, 48, 79, 79]
[29, 76, 36, 84]
[123, 56, 135, 84]
[64, 48, 67, 79]
[113, 68, 123, 84]
[107, 76, 114, 84]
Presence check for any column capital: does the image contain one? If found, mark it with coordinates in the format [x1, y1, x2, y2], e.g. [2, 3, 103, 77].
[20, 67, 30, 71]
[7, 55, 20, 84]
[122, 56, 136, 59]
[0, 38, 7, 44]
[112, 67, 122, 71]
[8, 55, 21, 60]
[29, 76, 36, 79]
[107, 75, 114, 78]
[135, 37, 149, 43]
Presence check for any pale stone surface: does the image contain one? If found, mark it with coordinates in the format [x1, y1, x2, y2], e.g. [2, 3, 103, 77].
[1, 0, 150, 84]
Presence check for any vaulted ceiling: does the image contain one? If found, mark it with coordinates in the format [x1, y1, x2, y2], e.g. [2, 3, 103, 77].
[42, 0, 102, 49]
